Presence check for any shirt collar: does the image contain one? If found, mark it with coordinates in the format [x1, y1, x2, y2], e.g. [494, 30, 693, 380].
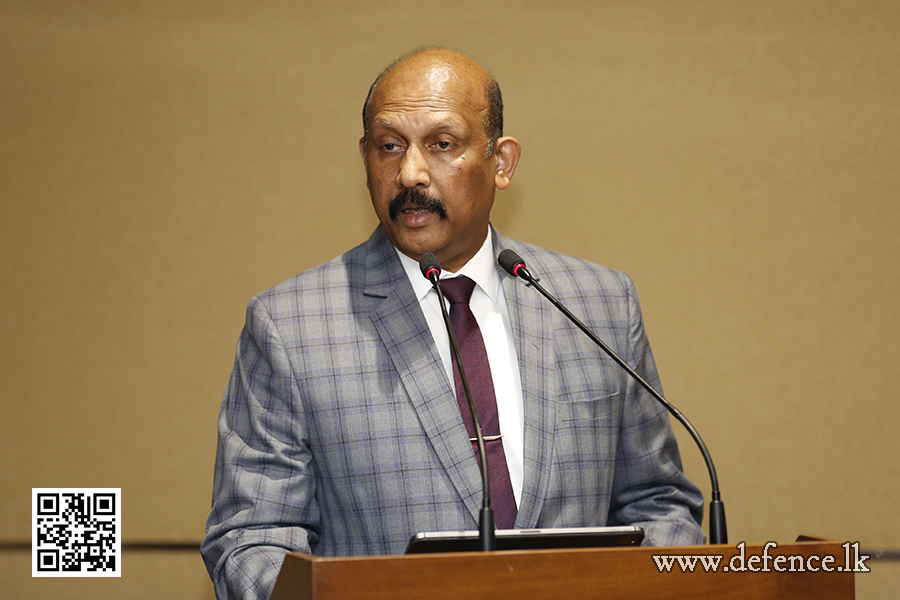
[395, 228, 500, 303]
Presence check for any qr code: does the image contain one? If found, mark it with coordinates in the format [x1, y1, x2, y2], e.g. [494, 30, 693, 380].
[32, 488, 121, 577]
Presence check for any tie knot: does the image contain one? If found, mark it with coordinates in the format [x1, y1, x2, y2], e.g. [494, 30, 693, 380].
[440, 276, 476, 305]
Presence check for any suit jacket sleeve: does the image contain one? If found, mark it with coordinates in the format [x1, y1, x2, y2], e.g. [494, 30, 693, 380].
[201, 295, 320, 600]
[605, 275, 706, 545]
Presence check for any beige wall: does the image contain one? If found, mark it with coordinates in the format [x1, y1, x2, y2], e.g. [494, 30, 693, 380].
[2, 1, 898, 597]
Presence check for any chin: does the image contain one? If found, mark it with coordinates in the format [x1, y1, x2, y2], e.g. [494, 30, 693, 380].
[394, 231, 446, 256]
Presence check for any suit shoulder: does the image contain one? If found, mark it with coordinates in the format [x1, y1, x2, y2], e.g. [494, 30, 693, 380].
[248, 238, 372, 317]
[501, 237, 634, 298]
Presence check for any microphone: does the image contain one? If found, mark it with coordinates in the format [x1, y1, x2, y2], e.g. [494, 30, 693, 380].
[419, 253, 496, 551]
[498, 249, 728, 544]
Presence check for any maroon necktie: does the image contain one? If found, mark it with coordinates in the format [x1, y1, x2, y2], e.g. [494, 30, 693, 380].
[439, 276, 517, 529]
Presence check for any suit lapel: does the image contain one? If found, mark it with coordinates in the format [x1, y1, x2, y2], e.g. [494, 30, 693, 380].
[494, 230, 557, 528]
[363, 229, 484, 525]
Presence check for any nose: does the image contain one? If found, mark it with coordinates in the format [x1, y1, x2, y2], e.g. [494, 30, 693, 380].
[397, 145, 431, 188]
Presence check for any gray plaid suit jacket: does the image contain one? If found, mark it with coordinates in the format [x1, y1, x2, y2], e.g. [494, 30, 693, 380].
[201, 226, 705, 599]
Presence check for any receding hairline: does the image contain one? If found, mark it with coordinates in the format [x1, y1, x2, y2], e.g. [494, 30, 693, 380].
[361, 48, 504, 150]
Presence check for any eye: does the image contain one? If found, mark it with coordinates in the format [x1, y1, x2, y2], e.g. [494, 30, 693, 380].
[434, 140, 453, 151]
[382, 143, 397, 151]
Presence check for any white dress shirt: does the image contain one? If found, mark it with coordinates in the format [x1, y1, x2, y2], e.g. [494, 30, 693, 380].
[394, 229, 525, 506]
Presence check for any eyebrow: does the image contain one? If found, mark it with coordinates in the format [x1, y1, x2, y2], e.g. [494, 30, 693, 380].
[371, 119, 466, 133]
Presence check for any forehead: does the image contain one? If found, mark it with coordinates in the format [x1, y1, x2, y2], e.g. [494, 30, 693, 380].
[368, 55, 489, 133]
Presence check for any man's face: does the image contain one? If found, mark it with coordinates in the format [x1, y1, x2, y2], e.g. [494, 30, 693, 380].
[360, 55, 500, 273]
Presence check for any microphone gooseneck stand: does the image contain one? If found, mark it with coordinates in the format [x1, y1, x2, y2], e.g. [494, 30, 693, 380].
[419, 252, 496, 551]
[498, 249, 727, 544]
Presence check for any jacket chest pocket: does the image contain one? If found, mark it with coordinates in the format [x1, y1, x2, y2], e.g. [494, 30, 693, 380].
[555, 391, 619, 423]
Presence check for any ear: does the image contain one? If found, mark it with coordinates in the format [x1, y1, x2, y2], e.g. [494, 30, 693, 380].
[359, 136, 372, 190]
[493, 136, 521, 190]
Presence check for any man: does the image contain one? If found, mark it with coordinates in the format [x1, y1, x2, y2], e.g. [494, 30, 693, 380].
[201, 48, 705, 600]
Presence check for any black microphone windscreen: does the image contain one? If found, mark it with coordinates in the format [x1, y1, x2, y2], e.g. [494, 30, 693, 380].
[418, 252, 442, 280]
[498, 249, 525, 276]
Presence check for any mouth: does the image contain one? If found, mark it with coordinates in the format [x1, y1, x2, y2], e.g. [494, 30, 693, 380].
[388, 190, 448, 223]
[396, 204, 438, 227]
[400, 205, 436, 216]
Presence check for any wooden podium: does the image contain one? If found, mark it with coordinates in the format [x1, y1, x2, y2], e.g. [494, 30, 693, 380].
[270, 537, 855, 600]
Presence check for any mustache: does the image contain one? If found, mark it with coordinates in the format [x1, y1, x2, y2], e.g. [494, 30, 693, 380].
[388, 189, 448, 220]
